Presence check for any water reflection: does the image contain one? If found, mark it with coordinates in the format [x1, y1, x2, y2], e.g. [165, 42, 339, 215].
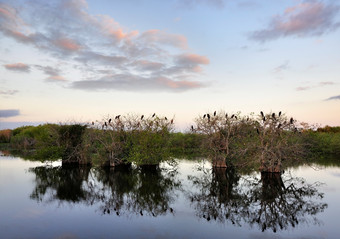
[188, 168, 328, 232]
[29, 165, 181, 217]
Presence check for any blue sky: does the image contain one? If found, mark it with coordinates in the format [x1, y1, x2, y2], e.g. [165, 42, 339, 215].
[0, 0, 339, 130]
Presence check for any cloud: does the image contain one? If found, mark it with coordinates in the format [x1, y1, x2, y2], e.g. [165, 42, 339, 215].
[71, 73, 204, 92]
[325, 95, 340, 101]
[53, 37, 82, 52]
[274, 61, 289, 73]
[0, 109, 20, 118]
[238, 1, 261, 9]
[296, 81, 336, 91]
[250, 1, 340, 42]
[4, 63, 30, 72]
[319, 81, 335, 86]
[0, 89, 19, 95]
[296, 86, 311, 91]
[139, 29, 188, 49]
[35, 65, 67, 82]
[0, 0, 209, 93]
[177, 0, 225, 9]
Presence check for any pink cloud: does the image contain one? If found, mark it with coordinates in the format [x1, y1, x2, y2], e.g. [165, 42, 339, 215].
[0, 0, 209, 93]
[177, 53, 210, 65]
[140, 29, 188, 49]
[251, 1, 340, 42]
[46, 75, 66, 82]
[54, 38, 81, 51]
[4, 63, 30, 72]
[157, 77, 202, 89]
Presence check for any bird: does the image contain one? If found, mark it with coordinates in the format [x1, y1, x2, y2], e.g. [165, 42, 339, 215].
[203, 114, 206, 118]
[165, 117, 168, 120]
[152, 113, 155, 117]
[104, 122, 107, 127]
[141, 115, 144, 120]
[235, 116, 238, 120]
[107, 209, 110, 214]
[207, 114, 210, 120]
[109, 118, 112, 123]
[92, 121, 94, 125]
[231, 114, 235, 119]
[225, 113, 228, 118]
[290, 117, 294, 124]
[170, 208, 173, 213]
[140, 210, 143, 216]
[272, 113, 276, 120]
[117, 115, 121, 119]
[257, 128, 260, 134]
[263, 117, 266, 122]
[191, 125, 194, 131]
[247, 117, 249, 121]
[261, 111, 264, 118]
[170, 119, 173, 124]
[279, 111, 282, 117]
[214, 111, 216, 116]
[278, 123, 281, 129]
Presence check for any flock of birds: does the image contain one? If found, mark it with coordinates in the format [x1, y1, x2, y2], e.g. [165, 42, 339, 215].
[191, 111, 295, 133]
[91, 113, 174, 130]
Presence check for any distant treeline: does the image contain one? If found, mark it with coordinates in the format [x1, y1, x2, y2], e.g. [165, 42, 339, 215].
[0, 112, 339, 172]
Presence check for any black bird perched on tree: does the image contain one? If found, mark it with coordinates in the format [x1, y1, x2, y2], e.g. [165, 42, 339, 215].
[279, 111, 282, 117]
[203, 114, 206, 118]
[214, 111, 216, 116]
[191, 125, 194, 131]
[140, 210, 143, 216]
[165, 117, 168, 120]
[235, 116, 238, 120]
[109, 118, 111, 123]
[207, 114, 210, 120]
[104, 122, 107, 127]
[152, 113, 155, 117]
[272, 113, 276, 120]
[141, 115, 144, 120]
[231, 114, 235, 119]
[170, 119, 173, 124]
[225, 113, 228, 118]
[263, 116, 266, 122]
[290, 117, 294, 124]
[261, 111, 264, 118]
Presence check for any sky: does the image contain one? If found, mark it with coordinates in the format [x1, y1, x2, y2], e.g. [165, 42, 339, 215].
[0, 0, 339, 130]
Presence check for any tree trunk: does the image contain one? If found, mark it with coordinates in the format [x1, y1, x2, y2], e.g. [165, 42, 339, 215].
[212, 154, 227, 168]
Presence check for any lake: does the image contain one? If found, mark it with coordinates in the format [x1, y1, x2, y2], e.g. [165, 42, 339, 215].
[1, 151, 340, 239]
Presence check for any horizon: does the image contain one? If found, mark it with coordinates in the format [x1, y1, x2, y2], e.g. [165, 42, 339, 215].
[1, 0, 339, 129]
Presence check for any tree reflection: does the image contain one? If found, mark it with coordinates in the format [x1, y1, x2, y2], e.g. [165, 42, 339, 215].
[29, 165, 181, 217]
[188, 168, 328, 232]
[29, 166, 91, 203]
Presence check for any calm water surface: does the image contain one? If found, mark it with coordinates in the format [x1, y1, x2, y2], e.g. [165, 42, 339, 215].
[1, 152, 340, 239]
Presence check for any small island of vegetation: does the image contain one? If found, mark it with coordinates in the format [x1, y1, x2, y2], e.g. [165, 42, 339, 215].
[1, 111, 339, 174]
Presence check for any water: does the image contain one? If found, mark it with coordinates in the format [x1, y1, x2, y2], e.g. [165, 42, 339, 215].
[1, 152, 339, 239]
